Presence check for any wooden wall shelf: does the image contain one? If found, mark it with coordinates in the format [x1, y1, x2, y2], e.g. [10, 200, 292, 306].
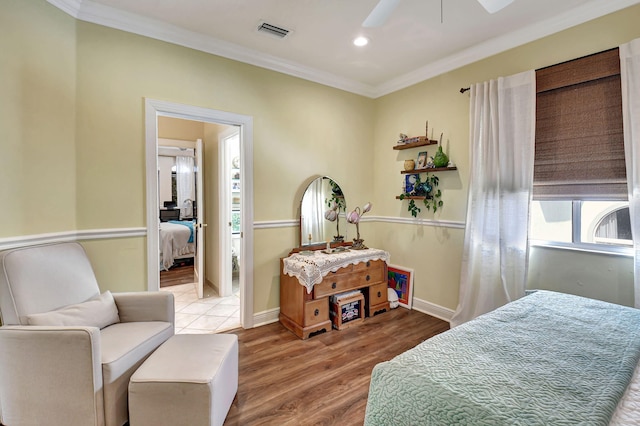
[393, 139, 438, 150]
[395, 195, 431, 200]
[401, 166, 457, 174]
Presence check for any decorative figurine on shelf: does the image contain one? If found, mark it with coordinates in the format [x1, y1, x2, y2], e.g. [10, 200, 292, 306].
[433, 133, 449, 168]
[347, 202, 371, 250]
[324, 201, 344, 242]
[404, 159, 416, 171]
[426, 156, 435, 169]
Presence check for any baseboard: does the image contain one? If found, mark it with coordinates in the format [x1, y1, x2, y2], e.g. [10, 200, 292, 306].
[252, 307, 280, 327]
[249, 300, 453, 330]
[205, 278, 219, 294]
[411, 297, 454, 324]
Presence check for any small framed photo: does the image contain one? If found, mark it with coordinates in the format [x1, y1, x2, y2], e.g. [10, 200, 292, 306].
[388, 264, 414, 309]
[404, 174, 418, 193]
[416, 151, 428, 169]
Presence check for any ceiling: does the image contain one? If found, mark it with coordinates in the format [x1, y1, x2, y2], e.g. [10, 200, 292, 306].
[48, 0, 640, 98]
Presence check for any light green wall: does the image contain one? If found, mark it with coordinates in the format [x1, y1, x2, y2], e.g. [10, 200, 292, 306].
[373, 4, 640, 310]
[0, 1, 77, 236]
[2, 0, 639, 315]
[71, 9, 374, 308]
[528, 247, 634, 306]
[158, 116, 205, 141]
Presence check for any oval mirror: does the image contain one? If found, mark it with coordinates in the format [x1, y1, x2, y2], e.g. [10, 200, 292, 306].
[300, 177, 346, 247]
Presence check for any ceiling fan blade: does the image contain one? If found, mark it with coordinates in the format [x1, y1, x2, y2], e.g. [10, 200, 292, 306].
[477, 0, 514, 14]
[362, 0, 401, 27]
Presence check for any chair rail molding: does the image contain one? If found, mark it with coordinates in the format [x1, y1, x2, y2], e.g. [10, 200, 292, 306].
[0, 228, 147, 251]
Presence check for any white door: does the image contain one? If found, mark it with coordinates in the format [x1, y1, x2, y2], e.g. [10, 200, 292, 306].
[195, 139, 205, 299]
[219, 130, 240, 298]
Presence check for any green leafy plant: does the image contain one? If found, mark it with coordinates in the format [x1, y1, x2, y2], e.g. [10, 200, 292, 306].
[325, 179, 345, 212]
[399, 174, 443, 217]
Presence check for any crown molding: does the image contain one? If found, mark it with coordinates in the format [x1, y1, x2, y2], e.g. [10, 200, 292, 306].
[46, 0, 377, 98]
[374, 0, 640, 97]
[47, 0, 82, 17]
[47, 0, 640, 99]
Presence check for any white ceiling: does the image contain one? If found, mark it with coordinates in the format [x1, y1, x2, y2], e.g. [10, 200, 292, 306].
[48, 0, 640, 98]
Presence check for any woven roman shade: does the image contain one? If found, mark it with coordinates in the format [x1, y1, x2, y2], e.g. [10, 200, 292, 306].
[534, 48, 627, 199]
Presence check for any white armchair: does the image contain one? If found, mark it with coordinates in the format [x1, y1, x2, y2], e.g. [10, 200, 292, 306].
[0, 242, 175, 426]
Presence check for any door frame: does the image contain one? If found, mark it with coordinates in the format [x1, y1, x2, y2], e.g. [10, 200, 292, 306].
[145, 98, 254, 328]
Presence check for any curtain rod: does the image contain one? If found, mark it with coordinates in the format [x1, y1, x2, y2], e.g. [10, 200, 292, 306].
[460, 87, 470, 94]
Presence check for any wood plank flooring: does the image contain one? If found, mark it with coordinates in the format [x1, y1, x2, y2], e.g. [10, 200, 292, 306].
[223, 308, 449, 426]
[160, 264, 195, 287]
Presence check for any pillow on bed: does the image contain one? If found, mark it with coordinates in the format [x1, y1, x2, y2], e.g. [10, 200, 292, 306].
[26, 291, 120, 329]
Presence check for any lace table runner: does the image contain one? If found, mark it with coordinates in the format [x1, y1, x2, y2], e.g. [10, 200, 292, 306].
[283, 248, 390, 293]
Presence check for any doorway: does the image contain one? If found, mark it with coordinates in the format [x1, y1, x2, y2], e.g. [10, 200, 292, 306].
[145, 99, 254, 330]
[157, 137, 201, 299]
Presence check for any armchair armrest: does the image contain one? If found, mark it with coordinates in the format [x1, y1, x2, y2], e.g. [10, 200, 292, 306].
[113, 292, 174, 324]
[0, 326, 103, 425]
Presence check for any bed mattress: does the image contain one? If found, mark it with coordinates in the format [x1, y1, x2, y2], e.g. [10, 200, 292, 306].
[365, 290, 640, 425]
[159, 221, 196, 270]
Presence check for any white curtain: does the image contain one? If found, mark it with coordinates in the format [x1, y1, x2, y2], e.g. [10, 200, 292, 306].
[620, 38, 640, 308]
[450, 70, 536, 327]
[176, 155, 194, 219]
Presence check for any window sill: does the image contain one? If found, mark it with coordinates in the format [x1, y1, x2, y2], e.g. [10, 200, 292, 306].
[529, 240, 634, 258]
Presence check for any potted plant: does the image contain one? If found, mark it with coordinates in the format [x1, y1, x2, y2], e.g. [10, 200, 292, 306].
[398, 174, 443, 217]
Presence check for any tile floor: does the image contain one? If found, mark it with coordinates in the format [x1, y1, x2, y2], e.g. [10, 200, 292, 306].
[160, 281, 240, 334]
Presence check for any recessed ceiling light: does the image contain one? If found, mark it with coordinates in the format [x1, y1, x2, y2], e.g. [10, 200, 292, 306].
[353, 36, 369, 47]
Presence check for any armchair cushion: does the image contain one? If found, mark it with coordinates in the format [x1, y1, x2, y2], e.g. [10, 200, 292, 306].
[100, 321, 174, 424]
[25, 291, 120, 329]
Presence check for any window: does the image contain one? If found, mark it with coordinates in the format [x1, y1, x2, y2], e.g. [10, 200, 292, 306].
[530, 48, 631, 253]
[530, 200, 632, 251]
[594, 206, 632, 244]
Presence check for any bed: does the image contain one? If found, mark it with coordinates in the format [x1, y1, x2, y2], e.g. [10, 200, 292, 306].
[364, 290, 640, 425]
[159, 220, 195, 271]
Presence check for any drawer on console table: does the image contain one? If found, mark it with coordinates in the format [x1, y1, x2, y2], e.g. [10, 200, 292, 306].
[368, 282, 388, 307]
[304, 298, 329, 326]
[279, 259, 332, 339]
[367, 282, 391, 317]
[313, 260, 385, 299]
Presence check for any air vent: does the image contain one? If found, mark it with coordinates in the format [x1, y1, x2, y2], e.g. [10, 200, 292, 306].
[257, 22, 290, 39]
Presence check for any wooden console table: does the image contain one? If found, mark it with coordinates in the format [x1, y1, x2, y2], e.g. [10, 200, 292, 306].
[279, 248, 391, 339]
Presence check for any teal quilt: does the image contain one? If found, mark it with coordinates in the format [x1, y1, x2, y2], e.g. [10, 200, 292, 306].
[364, 291, 640, 425]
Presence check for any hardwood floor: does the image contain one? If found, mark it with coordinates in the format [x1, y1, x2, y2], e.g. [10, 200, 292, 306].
[160, 263, 195, 287]
[223, 308, 449, 426]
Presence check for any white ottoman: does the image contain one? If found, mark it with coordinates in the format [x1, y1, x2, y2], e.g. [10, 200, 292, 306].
[128, 334, 238, 426]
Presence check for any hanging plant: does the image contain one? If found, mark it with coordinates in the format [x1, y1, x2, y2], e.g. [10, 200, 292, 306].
[398, 174, 443, 217]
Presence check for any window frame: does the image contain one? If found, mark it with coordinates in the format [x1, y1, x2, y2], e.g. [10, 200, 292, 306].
[529, 200, 633, 257]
